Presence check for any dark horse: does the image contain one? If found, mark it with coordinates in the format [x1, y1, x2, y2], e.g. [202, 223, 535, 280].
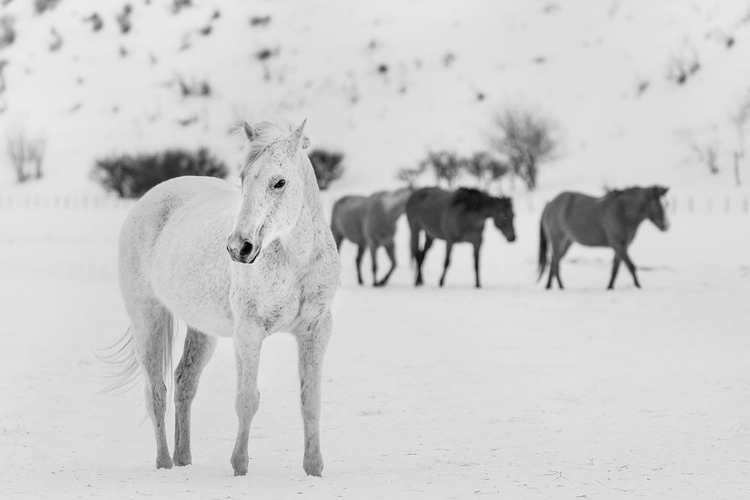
[538, 185, 669, 290]
[406, 187, 516, 288]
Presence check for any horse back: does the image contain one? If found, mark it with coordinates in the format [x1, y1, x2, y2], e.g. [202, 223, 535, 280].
[543, 191, 611, 247]
[331, 195, 369, 244]
[119, 176, 239, 337]
[406, 187, 452, 239]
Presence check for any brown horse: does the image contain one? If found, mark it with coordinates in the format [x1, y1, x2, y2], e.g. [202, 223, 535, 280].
[538, 186, 669, 290]
[406, 187, 516, 288]
[330, 187, 413, 286]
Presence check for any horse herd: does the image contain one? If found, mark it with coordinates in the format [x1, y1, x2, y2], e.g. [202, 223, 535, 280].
[108, 120, 670, 477]
[332, 184, 670, 290]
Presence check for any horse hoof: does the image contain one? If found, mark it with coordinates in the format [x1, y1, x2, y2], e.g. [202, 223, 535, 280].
[173, 453, 191, 467]
[303, 456, 324, 477]
[156, 456, 173, 470]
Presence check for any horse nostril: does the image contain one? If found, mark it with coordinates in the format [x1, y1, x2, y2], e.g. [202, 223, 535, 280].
[240, 241, 253, 258]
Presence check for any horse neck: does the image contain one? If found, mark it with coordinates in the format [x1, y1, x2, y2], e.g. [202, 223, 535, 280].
[617, 193, 650, 225]
[278, 160, 328, 257]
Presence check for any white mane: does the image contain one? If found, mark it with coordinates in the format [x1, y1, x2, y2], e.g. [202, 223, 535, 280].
[238, 119, 296, 177]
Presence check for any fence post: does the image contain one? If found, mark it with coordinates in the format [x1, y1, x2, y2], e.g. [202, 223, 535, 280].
[743, 196, 748, 215]
[688, 196, 694, 214]
[707, 198, 712, 215]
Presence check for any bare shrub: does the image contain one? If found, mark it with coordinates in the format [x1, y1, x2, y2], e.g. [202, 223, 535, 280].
[172, 0, 192, 14]
[0, 16, 16, 50]
[250, 15, 271, 27]
[308, 148, 344, 190]
[396, 166, 425, 188]
[464, 151, 510, 192]
[419, 151, 465, 188]
[489, 107, 559, 191]
[667, 45, 700, 86]
[730, 93, 750, 186]
[177, 76, 211, 97]
[83, 13, 104, 32]
[92, 148, 227, 198]
[34, 0, 61, 14]
[116, 4, 133, 34]
[5, 128, 47, 182]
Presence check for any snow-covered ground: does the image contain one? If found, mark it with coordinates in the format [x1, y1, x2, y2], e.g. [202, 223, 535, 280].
[1, 203, 748, 499]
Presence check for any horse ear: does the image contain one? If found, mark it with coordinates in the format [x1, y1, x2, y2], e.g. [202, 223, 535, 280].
[287, 119, 309, 155]
[659, 186, 669, 196]
[243, 122, 256, 142]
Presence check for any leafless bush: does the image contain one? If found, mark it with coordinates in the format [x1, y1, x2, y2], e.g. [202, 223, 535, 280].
[34, 0, 61, 14]
[83, 13, 104, 32]
[464, 151, 510, 192]
[396, 166, 425, 188]
[172, 0, 192, 14]
[5, 128, 47, 183]
[488, 106, 559, 191]
[176, 76, 211, 97]
[116, 4, 132, 34]
[419, 151, 465, 188]
[667, 46, 700, 86]
[730, 94, 750, 186]
[0, 16, 16, 50]
[250, 15, 271, 27]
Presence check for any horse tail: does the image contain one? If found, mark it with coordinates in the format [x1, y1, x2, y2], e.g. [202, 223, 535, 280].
[96, 311, 176, 400]
[537, 217, 548, 282]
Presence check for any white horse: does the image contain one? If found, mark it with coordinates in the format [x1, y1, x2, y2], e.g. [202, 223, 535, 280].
[112, 119, 340, 476]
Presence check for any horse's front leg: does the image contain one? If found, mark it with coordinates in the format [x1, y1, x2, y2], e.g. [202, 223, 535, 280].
[230, 322, 264, 476]
[611, 243, 640, 289]
[296, 312, 333, 476]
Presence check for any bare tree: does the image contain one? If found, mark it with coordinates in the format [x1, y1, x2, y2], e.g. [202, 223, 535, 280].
[463, 151, 510, 192]
[6, 128, 28, 182]
[5, 128, 47, 182]
[730, 94, 750, 187]
[489, 107, 558, 191]
[396, 166, 424, 188]
[420, 150, 465, 188]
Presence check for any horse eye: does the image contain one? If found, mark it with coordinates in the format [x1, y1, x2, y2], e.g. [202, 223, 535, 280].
[273, 179, 286, 189]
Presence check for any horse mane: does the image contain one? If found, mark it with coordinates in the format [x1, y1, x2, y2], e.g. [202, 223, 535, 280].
[238, 119, 297, 175]
[607, 186, 644, 199]
[451, 187, 495, 212]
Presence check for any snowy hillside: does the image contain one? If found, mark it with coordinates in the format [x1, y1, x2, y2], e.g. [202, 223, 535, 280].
[1, 0, 750, 195]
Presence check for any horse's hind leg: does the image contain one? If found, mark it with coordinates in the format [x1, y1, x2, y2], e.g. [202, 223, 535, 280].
[376, 241, 397, 287]
[415, 235, 434, 286]
[296, 312, 333, 476]
[355, 245, 366, 285]
[607, 255, 622, 290]
[369, 244, 379, 286]
[439, 240, 455, 287]
[173, 327, 217, 466]
[128, 299, 175, 469]
[554, 239, 573, 289]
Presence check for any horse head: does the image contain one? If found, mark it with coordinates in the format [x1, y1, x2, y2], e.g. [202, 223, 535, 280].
[492, 197, 517, 242]
[645, 185, 670, 232]
[227, 119, 311, 264]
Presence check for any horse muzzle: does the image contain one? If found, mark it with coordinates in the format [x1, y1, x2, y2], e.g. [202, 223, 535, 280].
[227, 233, 263, 264]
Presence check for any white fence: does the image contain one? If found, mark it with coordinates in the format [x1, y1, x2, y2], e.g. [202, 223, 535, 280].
[0, 193, 748, 215]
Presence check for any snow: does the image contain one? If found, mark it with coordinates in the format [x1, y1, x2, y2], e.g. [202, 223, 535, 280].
[0, 203, 748, 498]
[1, 0, 750, 498]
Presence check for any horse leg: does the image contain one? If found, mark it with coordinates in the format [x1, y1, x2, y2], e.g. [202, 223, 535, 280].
[612, 244, 640, 288]
[230, 323, 264, 476]
[173, 327, 217, 466]
[439, 240, 454, 287]
[416, 235, 434, 286]
[332, 231, 343, 252]
[555, 239, 573, 289]
[607, 255, 622, 290]
[129, 300, 174, 469]
[296, 312, 333, 476]
[377, 241, 397, 286]
[355, 245, 365, 285]
[369, 244, 379, 286]
[472, 239, 482, 288]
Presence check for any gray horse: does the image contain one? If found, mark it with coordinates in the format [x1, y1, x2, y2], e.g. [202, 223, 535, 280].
[330, 187, 413, 286]
[406, 187, 516, 288]
[539, 185, 669, 290]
